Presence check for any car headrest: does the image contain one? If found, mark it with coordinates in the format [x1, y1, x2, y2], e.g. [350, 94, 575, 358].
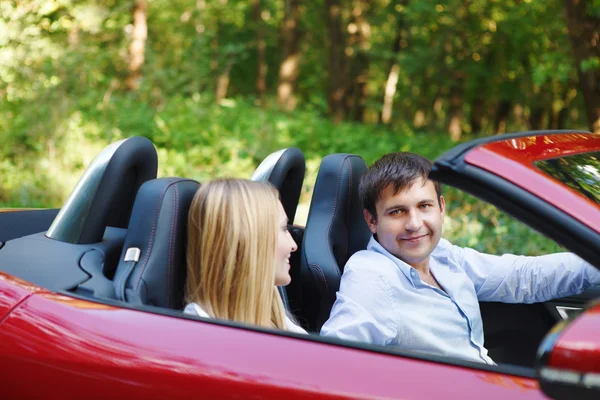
[113, 178, 200, 309]
[251, 148, 305, 223]
[300, 154, 371, 331]
[46, 136, 158, 244]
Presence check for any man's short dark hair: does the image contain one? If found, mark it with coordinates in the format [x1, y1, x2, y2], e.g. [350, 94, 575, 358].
[359, 152, 442, 220]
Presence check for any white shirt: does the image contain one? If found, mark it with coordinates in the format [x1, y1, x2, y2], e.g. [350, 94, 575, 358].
[320, 236, 600, 364]
[184, 302, 307, 334]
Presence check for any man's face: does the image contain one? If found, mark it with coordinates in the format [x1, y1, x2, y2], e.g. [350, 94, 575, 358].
[364, 178, 445, 270]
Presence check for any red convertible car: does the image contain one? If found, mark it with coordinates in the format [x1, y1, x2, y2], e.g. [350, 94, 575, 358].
[1, 130, 599, 399]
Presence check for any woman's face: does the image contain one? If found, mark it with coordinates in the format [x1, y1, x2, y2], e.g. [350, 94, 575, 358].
[274, 201, 298, 286]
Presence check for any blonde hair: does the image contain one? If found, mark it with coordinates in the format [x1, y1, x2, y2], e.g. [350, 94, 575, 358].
[185, 178, 287, 330]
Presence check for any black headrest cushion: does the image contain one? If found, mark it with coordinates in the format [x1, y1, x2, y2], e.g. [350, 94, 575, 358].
[300, 154, 371, 330]
[251, 148, 305, 222]
[303, 154, 371, 274]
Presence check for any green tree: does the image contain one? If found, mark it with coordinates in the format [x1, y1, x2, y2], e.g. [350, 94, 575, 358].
[564, 0, 600, 134]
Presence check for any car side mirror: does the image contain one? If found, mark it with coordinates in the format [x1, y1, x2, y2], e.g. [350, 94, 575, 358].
[536, 302, 600, 400]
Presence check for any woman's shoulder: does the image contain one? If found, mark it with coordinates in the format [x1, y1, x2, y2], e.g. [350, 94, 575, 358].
[285, 315, 307, 334]
[183, 302, 210, 318]
[185, 302, 305, 334]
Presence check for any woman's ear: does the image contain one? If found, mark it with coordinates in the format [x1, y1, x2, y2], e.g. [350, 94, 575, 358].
[363, 209, 377, 234]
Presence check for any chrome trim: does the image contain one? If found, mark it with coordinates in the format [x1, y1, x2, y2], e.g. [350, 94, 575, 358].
[46, 139, 127, 243]
[540, 367, 581, 385]
[556, 306, 583, 320]
[124, 247, 141, 263]
[583, 373, 600, 389]
[250, 149, 286, 181]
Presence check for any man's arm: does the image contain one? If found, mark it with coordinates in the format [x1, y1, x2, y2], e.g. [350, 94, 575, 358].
[320, 256, 397, 346]
[451, 242, 600, 303]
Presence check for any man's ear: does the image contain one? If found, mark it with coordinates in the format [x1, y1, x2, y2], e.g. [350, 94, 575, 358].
[363, 209, 377, 234]
[439, 195, 446, 218]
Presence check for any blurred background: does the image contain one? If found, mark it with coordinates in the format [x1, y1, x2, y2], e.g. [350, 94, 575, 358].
[1, 0, 598, 254]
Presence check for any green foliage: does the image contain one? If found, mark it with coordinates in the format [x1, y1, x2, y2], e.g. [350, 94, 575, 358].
[581, 57, 600, 72]
[588, 0, 600, 17]
[0, 88, 558, 254]
[1, 0, 589, 256]
[443, 187, 563, 256]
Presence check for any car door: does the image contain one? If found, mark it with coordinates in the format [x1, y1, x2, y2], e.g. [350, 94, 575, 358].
[0, 208, 57, 321]
[430, 130, 600, 368]
[0, 276, 547, 400]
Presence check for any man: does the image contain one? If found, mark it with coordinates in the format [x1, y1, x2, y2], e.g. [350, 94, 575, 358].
[320, 152, 600, 365]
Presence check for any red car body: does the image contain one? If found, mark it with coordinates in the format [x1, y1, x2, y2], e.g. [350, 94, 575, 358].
[0, 273, 544, 399]
[466, 133, 600, 232]
[1, 130, 600, 399]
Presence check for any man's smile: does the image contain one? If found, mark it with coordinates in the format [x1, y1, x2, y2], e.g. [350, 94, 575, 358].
[399, 234, 429, 243]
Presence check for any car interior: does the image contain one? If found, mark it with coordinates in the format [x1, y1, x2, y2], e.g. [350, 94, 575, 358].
[0, 135, 597, 371]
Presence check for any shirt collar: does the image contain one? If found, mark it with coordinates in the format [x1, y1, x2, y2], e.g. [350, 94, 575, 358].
[366, 235, 450, 285]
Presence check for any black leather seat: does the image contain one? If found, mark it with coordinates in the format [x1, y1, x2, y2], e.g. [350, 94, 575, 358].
[0, 136, 157, 295]
[113, 178, 200, 309]
[251, 148, 306, 314]
[250, 147, 305, 223]
[300, 154, 371, 332]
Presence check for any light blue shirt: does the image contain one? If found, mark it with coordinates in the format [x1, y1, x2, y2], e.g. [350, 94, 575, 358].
[320, 236, 600, 364]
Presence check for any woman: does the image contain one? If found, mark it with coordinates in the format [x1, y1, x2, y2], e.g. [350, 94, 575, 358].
[184, 178, 305, 333]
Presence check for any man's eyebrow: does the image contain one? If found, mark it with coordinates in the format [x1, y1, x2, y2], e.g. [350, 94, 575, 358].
[383, 199, 435, 212]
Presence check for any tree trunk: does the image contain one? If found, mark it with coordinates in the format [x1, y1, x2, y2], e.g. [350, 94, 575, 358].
[346, 0, 370, 122]
[413, 109, 426, 128]
[514, 104, 525, 129]
[216, 60, 234, 103]
[210, 27, 219, 80]
[211, 1, 227, 100]
[494, 100, 511, 135]
[380, 5, 408, 124]
[470, 100, 484, 134]
[494, 101, 511, 134]
[469, 48, 496, 134]
[557, 107, 570, 129]
[529, 107, 545, 130]
[125, 0, 148, 91]
[253, 0, 267, 103]
[327, 0, 347, 123]
[381, 64, 400, 124]
[447, 82, 465, 141]
[277, 0, 301, 111]
[564, 0, 600, 133]
[548, 104, 556, 129]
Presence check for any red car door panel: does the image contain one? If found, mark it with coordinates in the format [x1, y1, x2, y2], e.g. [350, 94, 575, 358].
[0, 274, 39, 323]
[0, 289, 547, 399]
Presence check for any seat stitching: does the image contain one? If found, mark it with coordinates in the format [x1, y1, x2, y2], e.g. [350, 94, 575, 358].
[167, 183, 179, 307]
[325, 158, 345, 279]
[133, 188, 168, 290]
[345, 158, 353, 263]
[134, 179, 192, 291]
[309, 263, 329, 292]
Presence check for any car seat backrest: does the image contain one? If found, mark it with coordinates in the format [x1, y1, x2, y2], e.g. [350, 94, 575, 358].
[0, 137, 157, 294]
[300, 154, 371, 331]
[113, 178, 200, 309]
[47, 136, 158, 245]
[251, 147, 306, 313]
[251, 147, 306, 223]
